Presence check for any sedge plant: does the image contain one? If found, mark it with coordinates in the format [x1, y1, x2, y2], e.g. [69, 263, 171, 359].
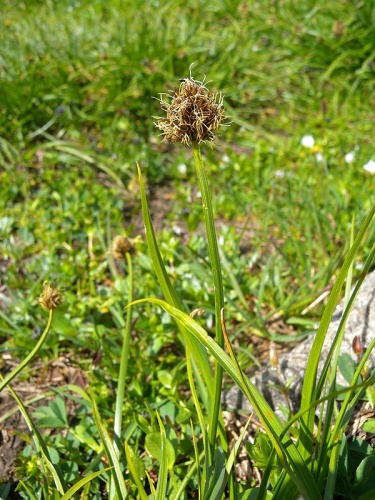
[134, 73, 375, 499]
[155, 75, 227, 454]
[0, 282, 60, 393]
[0, 283, 112, 499]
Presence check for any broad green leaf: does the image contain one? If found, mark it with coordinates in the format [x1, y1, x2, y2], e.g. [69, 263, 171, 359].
[0, 483, 11, 500]
[354, 456, 375, 496]
[338, 353, 357, 385]
[157, 370, 173, 389]
[145, 433, 176, 469]
[33, 397, 68, 429]
[362, 419, 375, 433]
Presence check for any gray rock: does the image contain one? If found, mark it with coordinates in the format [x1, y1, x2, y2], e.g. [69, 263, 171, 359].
[222, 271, 375, 419]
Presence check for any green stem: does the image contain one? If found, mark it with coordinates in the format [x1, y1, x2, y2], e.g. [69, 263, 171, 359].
[0, 309, 54, 393]
[0, 372, 66, 496]
[192, 143, 224, 450]
[114, 252, 134, 448]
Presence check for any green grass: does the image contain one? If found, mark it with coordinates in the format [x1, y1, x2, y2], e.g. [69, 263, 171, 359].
[0, 0, 374, 498]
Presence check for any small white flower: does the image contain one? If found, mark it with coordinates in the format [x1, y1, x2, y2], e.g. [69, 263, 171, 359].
[363, 159, 375, 174]
[274, 170, 285, 179]
[221, 154, 230, 163]
[301, 135, 315, 148]
[177, 163, 187, 175]
[315, 152, 324, 163]
[172, 225, 182, 236]
[344, 152, 355, 164]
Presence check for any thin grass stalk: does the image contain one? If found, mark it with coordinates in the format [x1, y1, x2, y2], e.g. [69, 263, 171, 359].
[0, 373, 66, 497]
[174, 422, 202, 500]
[155, 412, 168, 500]
[0, 309, 54, 393]
[192, 143, 225, 452]
[323, 437, 343, 500]
[114, 251, 133, 450]
[317, 240, 375, 400]
[324, 338, 375, 477]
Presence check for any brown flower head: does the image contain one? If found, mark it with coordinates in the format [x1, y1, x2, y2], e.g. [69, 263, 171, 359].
[38, 281, 62, 310]
[154, 76, 225, 146]
[111, 235, 136, 260]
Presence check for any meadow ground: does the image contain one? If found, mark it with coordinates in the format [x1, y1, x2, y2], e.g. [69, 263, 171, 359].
[0, 0, 374, 498]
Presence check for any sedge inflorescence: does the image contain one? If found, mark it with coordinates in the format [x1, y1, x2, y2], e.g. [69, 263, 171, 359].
[111, 235, 136, 260]
[154, 77, 225, 146]
[38, 281, 62, 310]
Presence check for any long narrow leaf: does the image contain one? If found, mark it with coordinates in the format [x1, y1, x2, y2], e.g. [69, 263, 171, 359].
[1, 376, 66, 495]
[91, 397, 128, 499]
[155, 412, 168, 500]
[130, 298, 321, 499]
[137, 163, 213, 401]
[299, 203, 375, 460]
[124, 441, 148, 500]
[186, 346, 209, 497]
[226, 416, 252, 475]
[0, 310, 54, 393]
[60, 468, 112, 500]
[316, 241, 375, 491]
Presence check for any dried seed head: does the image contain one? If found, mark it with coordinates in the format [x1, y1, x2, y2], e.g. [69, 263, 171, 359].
[38, 281, 62, 310]
[111, 235, 136, 260]
[154, 76, 226, 146]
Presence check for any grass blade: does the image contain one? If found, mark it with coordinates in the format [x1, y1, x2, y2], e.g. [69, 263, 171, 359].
[0, 310, 54, 393]
[91, 396, 128, 499]
[137, 163, 213, 401]
[131, 298, 321, 499]
[0, 376, 66, 496]
[298, 203, 375, 460]
[60, 468, 112, 500]
[155, 412, 168, 500]
[124, 441, 148, 500]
